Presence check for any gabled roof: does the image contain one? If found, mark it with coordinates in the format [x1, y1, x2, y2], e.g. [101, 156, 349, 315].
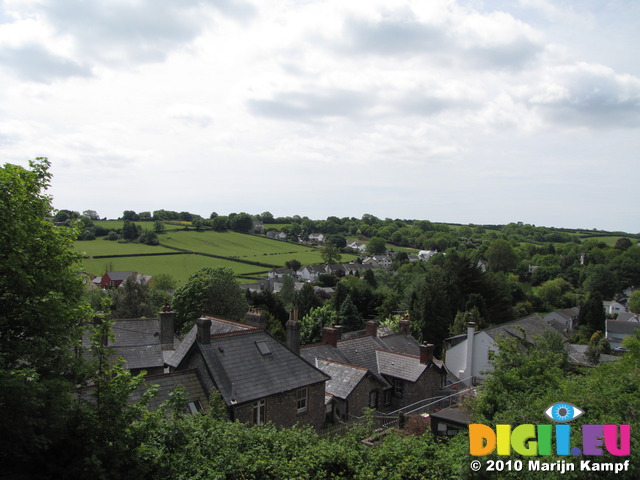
[166, 316, 255, 369]
[315, 358, 370, 400]
[606, 320, 640, 335]
[376, 350, 427, 382]
[484, 315, 567, 343]
[616, 313, 640, 322]
[377, 333, 422, 356]
[109, 318, 164, 370]
[199, 330, 329, 406]
[105, 271, 135, 281]
[128, 369, 209, 411]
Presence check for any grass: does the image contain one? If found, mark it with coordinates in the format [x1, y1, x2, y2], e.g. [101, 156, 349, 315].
[82, 254, 269, 285]
[76, 229, 357, 283]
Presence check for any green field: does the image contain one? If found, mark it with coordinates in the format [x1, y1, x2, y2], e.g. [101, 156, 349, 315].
[77, 229, 356, 285]
[83, 254, 269, 285]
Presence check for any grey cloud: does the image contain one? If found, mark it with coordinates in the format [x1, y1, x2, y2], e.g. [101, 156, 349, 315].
[396, 92, 477, 116]
[39, 0, 255, 66]
[343, 13, 447, 56]
[530, 68, 640, 128]
[0, 43, 92, 82]
[337, 8, 541, 70]
[248, 89, 373, 122]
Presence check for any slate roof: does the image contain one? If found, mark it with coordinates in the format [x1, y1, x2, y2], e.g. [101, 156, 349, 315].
[429, 406, 472, 426]
[378, 333, 422, 356]
[484, 315, 568, 343]
[376, 350, 427, 382]
[109, 318, 165, 370]
[616, 313, 640, 322]
[199, 330, 329, 406]
[315, 358, 369, 400]
[566, 344, 619, 366]
[166, 316, 255, 369]
[606, 320, 640, 336]
[128, 369, 209, 411]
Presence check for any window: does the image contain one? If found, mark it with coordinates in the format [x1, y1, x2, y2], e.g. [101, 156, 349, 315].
[295, 388, 308, 413]
[393, 379, 403, 398]
[383, 389, 392, 406]
[187, 401, 202, 414]
[252, 399, 266, 425]
[368, 390, 378, 409]
[255, 340, 271, 356]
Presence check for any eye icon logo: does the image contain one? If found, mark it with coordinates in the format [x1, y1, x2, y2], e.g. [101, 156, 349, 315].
[544, 402, 583, 422]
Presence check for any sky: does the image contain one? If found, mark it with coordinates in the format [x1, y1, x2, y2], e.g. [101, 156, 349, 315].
[1, 0, 639, 233]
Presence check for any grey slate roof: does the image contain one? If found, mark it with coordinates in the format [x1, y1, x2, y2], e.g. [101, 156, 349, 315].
[128, 369, 209, 411]
[315, 358, 369, 400]
[566, 344, 619, 365]
[606, 320, 640, 335]
[300, 343, 350, 364]
[378, 334, 422, 356]
[429, 406, 472, 426]
[199, 330, 329, 406]
[110, 318, 165, 370]
[484, 315, 568, 343]
[376, 350, 427, 382]
[166, 316, 255, 369]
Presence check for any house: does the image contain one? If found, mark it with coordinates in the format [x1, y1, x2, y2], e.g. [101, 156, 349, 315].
[444, 315, 568, 386]
[543, 307, 579, 334]
[168, 318, 329, 430]
[301, 320, 446, 416]
[347, 241, 367, 253]
[418, 250, 438, 261]
[362, 255, 392, 269]
[308, 233, 325, 244]
[268, 267, 295, 279]
[84, 310, 180, 376]
[325, 264, 346, 277]
[605, 320, 640, 350]
[429, 406, 472, 438]
[298, 265, 326, 282]
[314, 358, 386, 422]
[266, 230, 287, 240]
[603, 300, 626, 317]
[96, 271, 152, 289]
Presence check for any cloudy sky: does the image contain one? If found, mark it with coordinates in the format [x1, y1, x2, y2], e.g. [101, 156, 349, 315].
[1, 0, 638, 232]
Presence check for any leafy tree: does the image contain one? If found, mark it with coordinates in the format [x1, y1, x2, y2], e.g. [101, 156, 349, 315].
[485, 238, 518, 273]
[300, 305, 338, 344]
[285, 259, 302, 272]
[172, 267, 249, 332]
[110, 276, 155, 319]
[122, 220, 141, 240]
[229, 212, 253, 232]
[122, 210, 139, 221]
[320, 242, 342, 264]
[338, 294, 363, 332]
[279, 274, 296, 309]
[260, 211, 275, 223]
[295, 282, 322, 319]
[577, 292, 606, 337]
[582, 264, 618, 298]
[629, 289, 640, 314]
[449, 306, 483, 336]
[0, 158, 89, 474]
[82, 209, 100, 220]
[211, 215, 229, 231]
[366, 236, 387, 255]
[138, 230, 159, 245]
[615, 237, 633, 251]
[153, 220, 166, 233]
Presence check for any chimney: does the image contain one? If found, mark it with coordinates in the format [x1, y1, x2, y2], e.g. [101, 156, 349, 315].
[196, 317, 212, 344]
[365, 320, 378, 337]
[286, 308, 301, 355]
[420, 344, 434, 364]
[322, 327, 339, 347]
[399, 318, 410, 335]
[464, 322, 476, 386]
[159, 310, 175, 351]
[333, 324, 344, 340]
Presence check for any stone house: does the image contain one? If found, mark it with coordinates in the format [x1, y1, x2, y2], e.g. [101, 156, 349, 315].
[168, 318, 329, 430]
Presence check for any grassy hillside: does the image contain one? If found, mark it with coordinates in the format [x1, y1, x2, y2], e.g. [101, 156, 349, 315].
[77, 226, 356, 285]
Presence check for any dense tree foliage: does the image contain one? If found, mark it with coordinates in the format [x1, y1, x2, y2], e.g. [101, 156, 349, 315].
[0, 159, 89, 471]
[172, 267, 249, 332]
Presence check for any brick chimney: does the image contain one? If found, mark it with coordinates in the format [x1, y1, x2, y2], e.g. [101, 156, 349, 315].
[399, 317, 410, 335]
[196, 317, 212, 344]
[365, 320, 378, 337]
[286, 307, 300, 355]
[159, 310, 175, 351]
[420, 344, 434, 364]
[322, 327, 339, 347]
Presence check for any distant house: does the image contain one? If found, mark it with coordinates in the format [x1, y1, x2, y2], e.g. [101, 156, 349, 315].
[299, 265, 326, 282]
[347, 241, 367, 253]
[301, 320, 446, 415]
[96, 271, 152, 289]
[543, 307, 579, 334]
[362, 255, 392, 269]
[168, 318, 329, 430]
[603, 300, 626, 317]
[308, 233, 325, 244]
[266, 230, 287, 240]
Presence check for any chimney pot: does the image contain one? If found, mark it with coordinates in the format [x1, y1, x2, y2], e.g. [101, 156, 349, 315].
[286, 317, 301, 355]
[399, 318, 410, 335]
[196, 317, 212, 344]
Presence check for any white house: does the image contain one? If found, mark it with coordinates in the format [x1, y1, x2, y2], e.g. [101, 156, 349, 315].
[603, 300, 626, 316]
[443, 315, 568, 386]
[308, 233, 325, 244]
